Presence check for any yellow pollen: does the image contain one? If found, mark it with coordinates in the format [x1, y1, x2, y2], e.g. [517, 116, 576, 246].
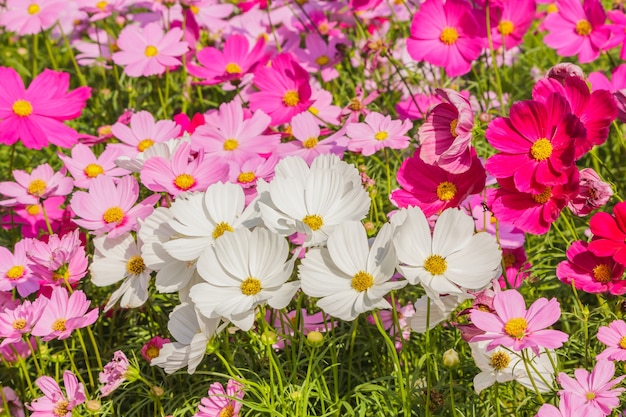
[424, 255, 447, 275]
[436, 181, 457, 201]
[303, 137, 318, 148]
[532, 187, 552, 204]
[585, 392, 596, 400]
[309, 106, 319, 115]
[504, 317, 528, 339]
[283, 90, 300, 107]
[348, 98, 363, 111]
[318, 22, 329, 34]
[26, 204, 41, 215]
[498, 20, 515, 36]
[374, 131, 388, 141]
[547, 3, 558, 13]
[27, 3, 40, 14]
[316, 55, 330, 66]
[592, 264, 612, 283]
[190, 5, 199, 14]
[530, 138, 553, 161]
[450, 119, 458, 137]
[13, 318, 27, 330]
[98, 125, 113, 136]
[84, 163, 105, 178]
[174, 173, 196, 191]
[96, 0, 108, 11]
[126, 256, 145, 275]
[351, 270, 374, 292]
[52, 318, 67, 332]
[137, 139, 154, 152]
[439, 27, 459, 45]
[238, 172, 256, 183]
[502, 253, 516, 268]
[145, 45, 158, 57]
[27, 179, 47, 196]
[52, 264, 70, 282]
[619, 336, 626, 349]
[145, 345, 160, 359]
[103, 206, 125, 224]
[212, 222, 234, 239]
[53, 400, 69, 416]
[489, 351, 511, 370]
[576, 19, 592, 36]
[223, 139, 239, 151]
[241, 277, 262, 296]
[6, 265, 25, 280]
[302, 214, 323, 231]
[225, 62, 242, 74]
[219, 405, 235, 417]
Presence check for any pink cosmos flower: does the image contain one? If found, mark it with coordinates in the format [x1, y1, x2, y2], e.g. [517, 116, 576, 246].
[26, 229, 88, 287]
[186, 0, 234, 32]
[346, 112, 412, 156]
[0, 163, 73, 207]
[0, 0, 65, 36]
[113, 22, 189, 77]
[189, 34, 268, 85]
[227, 156, 277, 204]
[0, 68, 91, 149]
[407, 0, 483, 77]
[141, 336, 170, 363]
[281, 112, 346, 164]
[31, 286, 98, 341]
[597, 320, 626, 361]
[588, 64, 626, 123]
[470, 289, 569, 355]
[70, 175, 158, 238]
[111, 110, 181, 157]
[499, 247, 531, 289]
[249, 53, 313, 126]
[485, 0, 536, 50]
[485, 94, 579, 194]
[0, 386, 25, 417]
[293, 34, 342, 82]
[28, 371, 86, 417]
[73, 29, 114, 68]
[0, 298, 46, 347]
[340, 86, 379, 124]
[557, 360, 625, 416]
[2, 196, 66, 238]
[536, 393, 604, 417]
[0, 338, 33, 363]
[308, 88, 342, 126]
[543, 0, 610, 63]
[588, 202, 626, 266]
[605, 9, 626, 60]
[100, 350, 129, 397]
[58, 143, 129, 189]
[396, 92, 444, 121]
[0, 239, 38, 297]
[468, 193, 526, 249]
[567, 168, 613, 216]
[418, 89, 474, 174]
[195, 380, 244, 417]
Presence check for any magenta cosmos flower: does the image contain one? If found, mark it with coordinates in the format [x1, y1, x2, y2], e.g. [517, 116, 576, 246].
[113, 22, 188, 77]
[28, 371, 86, 417]
[543, 0, 610, 63]
[0, 67, 91, 149]
[470, 289, 569, 355]
[567, 168, 613, 217]
[588, 201, 626, 266]
[597, 320, 626, 361]
[346, 111, 412, 156]
[407, 0, 483, 77]
[195, 380, 244, 417]
[486, 0, 536, 50]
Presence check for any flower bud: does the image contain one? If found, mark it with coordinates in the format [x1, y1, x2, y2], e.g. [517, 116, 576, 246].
[307, 331, 324, 347]
[442, 349, 459, 368]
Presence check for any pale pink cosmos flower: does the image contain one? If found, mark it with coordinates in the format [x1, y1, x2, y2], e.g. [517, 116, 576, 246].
[468, 193, 525, 250]
[58, 143, 129, 189]
[281, 112, 347, 165]
[0, 386, 25, 417]
[0, 239, 38, 297]
[70, 175, 159, 238]
[73, 29, 114, 68]
[31, 286, 98, 341]
[113, 22, 189, 77]
[187, 0, 234, 33]
[0, 163, 73, 207]
[28, 371, 86, 417]
[367, 302, 415, 351]
[567, 168, 613, 216]
[557, 360, 625, 416]
[227, 155, 277, 204]
[536, 393, 604, 417]
[0, 338, 32, 363]
[0, 298, 46, 347]
[346, 112, 412, 156]
[340, 86, 379, 123]
[293, 34, 341, 82]
[194, 380, 244, 417]
[0, 0, 65, 36]
[470, 289, 569, 355]
[77, 0, 128, 21]
[308, 88, 342, 126]
[100, 350, 129, 397]
[597, 320, 626, 361]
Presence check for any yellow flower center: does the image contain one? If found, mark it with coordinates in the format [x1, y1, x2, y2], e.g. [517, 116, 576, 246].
[52, 318, 67, 332]
[241, 277, 262, 295]
[145, 45, 158, 57]
[619, 336, 626, 349]
[27, 3, 40, 14]
[547, 3, 558, 13]
[504, 317, 528, 339]
[592, 264, 612, 283]
[103, 206, 125, 224]
[26, 204, 41, 215]
[238, 172, 256, 183]
[145, 345, 160, 359]
[315, 55, 330, 66]
[309, 106, 319, 115]
[283, 90, 300, 107]
[502, 253, 516, 268]
[498, 20, 515, 36]
[126, 256, 145, 275]
[585, 392, 596, 400]
[225, 62, 242, 74]
[212, 222, 234, 239]
[137, 139, 154, 152]
[450, 119, 458, 137]
[489, 351, 511, 370]
[424, 255, 447, 275]
[174, 173, 196, 191]
[302, 214, 323, 231]
[53, 400, 69, 416]
[52, 264, 70, 282]
[99, 125, 113, 136]
[219, 405, 235, 417]
[532, 187, 552, 204]
[351, 270, 374, 292]
[436, 181, 457, 201]
[374, 131, 388, 141]
[6, 265, 25, 280]
[576, 19, 592, 36]
[27, 179, 47, 196]
[190, 5, 199, 14]
[303, 137, 318, 149]
[223, 139, 239, 151]
[13, 318, 27, 330]
[96, 0, 108, 11]
[349, 98, 363, 111]
[84, 163, 105, 178]
[439, 27, 459, 45]
[530, 138, 553, 161]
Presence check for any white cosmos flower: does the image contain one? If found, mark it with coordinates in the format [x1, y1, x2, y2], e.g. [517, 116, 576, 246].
[189, 227, 299, 331]
[256, 154, 370, 247]
[409, 293, 472, 333]
[394, 207, 501, 307]
[90, 233, 151, 311]
[299, 221, 406, 321]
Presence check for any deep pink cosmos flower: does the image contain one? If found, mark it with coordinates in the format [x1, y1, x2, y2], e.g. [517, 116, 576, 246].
[499, 247, 531, 289]
[113, 22, 189, 77]
[588, 201, 626, 266]
[605, 9, 626, 60]
[588, 64, 626, 123]
[0, 68, 91, 149]
[470, 289, 569, 355]
[28, 371, 86, 417]
[2, 196, 65, 238]
[346, 111, 412, 156]
[0, 163, 73, 207]
[195, 380, 244, 417]
[556, 240, 626, 295]
[567, 168, 613, 216]
[485, 0, 536, 50]
[249, 53, 313, 126]
[407, 0, 483, 77]
[597, 320, 626, 361]
[141, 336, 170, 363]
[543, 0, 610, 63]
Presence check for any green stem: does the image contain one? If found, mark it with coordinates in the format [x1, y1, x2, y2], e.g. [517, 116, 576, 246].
[25, 336, 43, 376]
[40, 203, 54, 235]
[449, 369, 457, 417]
[63, 339, 90, 397]
[56, 22, 87, 86]
[484, 4, 505, 115]
[42, 30, 58, 70]
[13, 347, 36, 397]
[521, 350, 545, 403]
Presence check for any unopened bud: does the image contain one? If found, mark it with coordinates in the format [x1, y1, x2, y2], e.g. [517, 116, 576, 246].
[442, 349, 459, 368]
[85, 400, 101, 413]
[261, 330, 277, 346]
[307, 331, 324, 347]
[151, 386, 165, 397]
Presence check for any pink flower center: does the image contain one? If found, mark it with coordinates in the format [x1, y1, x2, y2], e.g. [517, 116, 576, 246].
[503, 253, 516, 268]
[436, 181, 457, 201]
[450, 119, 458, 138]
[351, 270, 374, 292]
[213, 222, 234, 239]
[103, 206, 125, 224]
[27, 179, 47, 196]
[424, 255, 447, 275]
[439, 27, 459, 45]
[241, 277, 262, 296]
[532, 187, 552, 204]
[27, 3, 40, 14]
[145, 45, 158, 57]
[619, 336, 626, 349]
[174, 174, 196, 191]
[6, 265, 25, 280]
[302, 214, 323, 231]
[504, 317, 527, 339]
[52, 318, 67, 332]
[283, 90, 301, 107]
[223, 139, 239, 151]
[26, 204, 41, 215]
[13, 318, 27, 330]
[592, 264, 612, 283]
[237, 172, 256, 184]
[530, 138, 553, 161]
[375, 131, 388, 141]
[498, 20, 514, 36]
[126, 256, 145, 275]
[137, 139, 154, 152]
[576, 20, 592, 36]
[489, 351, 511, 370]
[84, 163, 105, 178]
[225, 62, 242, 74]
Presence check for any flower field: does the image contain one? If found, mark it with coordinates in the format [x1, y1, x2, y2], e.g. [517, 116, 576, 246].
[3, 0, 626, 416]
